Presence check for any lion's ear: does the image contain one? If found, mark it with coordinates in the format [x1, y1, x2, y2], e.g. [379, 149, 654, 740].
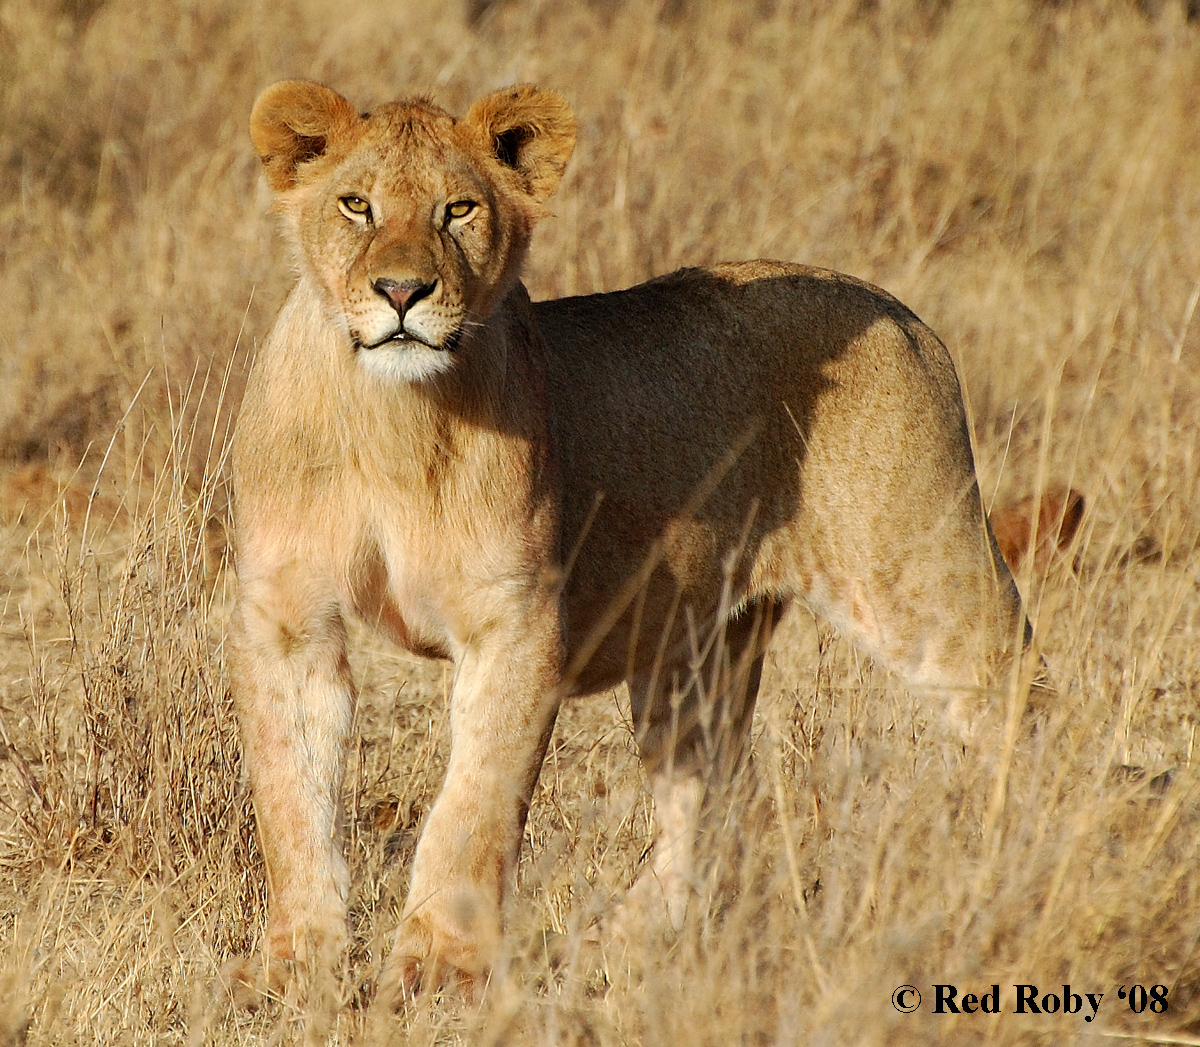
[464, 85, 576, 203]
[250, 81, 359, 192]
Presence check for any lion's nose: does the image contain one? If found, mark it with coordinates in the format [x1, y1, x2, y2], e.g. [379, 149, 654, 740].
[373, 278, 436, 317]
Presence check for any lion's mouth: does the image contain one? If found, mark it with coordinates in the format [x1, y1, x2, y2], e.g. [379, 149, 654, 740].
[356, 328, 459, 352]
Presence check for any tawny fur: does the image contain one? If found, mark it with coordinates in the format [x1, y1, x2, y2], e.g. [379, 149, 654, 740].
[229, 80, 1027, 1008]
[990, 484, 1085, 575]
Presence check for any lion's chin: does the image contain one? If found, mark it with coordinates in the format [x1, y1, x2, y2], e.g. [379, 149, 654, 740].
[357, 342, 456, 383]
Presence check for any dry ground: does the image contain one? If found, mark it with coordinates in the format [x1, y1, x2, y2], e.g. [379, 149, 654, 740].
[3, 0, 1200, 1042]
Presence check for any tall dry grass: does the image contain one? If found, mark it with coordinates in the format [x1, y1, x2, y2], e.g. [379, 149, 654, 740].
[3, 0, 1200, 1042]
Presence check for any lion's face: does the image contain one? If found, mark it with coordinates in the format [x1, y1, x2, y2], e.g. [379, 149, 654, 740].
[250, 82, 575, 383]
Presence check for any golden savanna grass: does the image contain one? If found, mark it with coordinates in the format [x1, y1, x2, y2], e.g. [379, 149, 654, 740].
[3, 0, 1200, 1042]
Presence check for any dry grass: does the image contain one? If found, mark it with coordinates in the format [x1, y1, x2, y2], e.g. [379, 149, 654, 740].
[3, 0, 1200, 1042]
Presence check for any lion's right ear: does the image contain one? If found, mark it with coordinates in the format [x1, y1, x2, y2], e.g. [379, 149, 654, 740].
[250, 81, 359, 192]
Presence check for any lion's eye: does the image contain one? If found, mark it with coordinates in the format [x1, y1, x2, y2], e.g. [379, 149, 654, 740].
[338, 196, 372, 222]
[446, 200, 476, 221]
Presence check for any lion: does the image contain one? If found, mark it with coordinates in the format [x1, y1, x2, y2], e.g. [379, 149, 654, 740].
[228, 79, 1029, 1009]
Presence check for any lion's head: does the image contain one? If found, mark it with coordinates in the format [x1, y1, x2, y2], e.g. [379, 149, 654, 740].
[250, 81, 575, 382]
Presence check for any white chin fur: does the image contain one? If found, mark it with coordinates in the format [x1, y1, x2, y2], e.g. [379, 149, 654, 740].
[357, 344, 455, 383]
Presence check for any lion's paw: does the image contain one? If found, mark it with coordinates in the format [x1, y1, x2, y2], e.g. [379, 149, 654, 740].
[374, 902, 495, 1011]
[219, 954, 290, 1012]
[607, 861, 693, 948]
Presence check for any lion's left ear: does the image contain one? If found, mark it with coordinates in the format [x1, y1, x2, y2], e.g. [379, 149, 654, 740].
[464, 85, 576, 203]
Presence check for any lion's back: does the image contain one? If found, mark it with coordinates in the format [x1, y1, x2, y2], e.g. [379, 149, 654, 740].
[534, 261, 972, 527]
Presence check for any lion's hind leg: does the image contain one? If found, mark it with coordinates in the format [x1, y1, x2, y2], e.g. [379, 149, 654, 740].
[614, 597, 785, 938]
[797, 507, 1029, 738]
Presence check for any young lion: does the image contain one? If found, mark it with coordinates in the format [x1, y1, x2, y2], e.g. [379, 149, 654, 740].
[229, 80, 1026, 1008]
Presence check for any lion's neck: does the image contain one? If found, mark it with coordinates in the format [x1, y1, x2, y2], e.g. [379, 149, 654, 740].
[257, 277, 550, 485]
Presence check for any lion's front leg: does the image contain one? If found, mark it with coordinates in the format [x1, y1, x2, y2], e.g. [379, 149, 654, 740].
[378, 611, 563, 1005]
[226, 561, 356, 1003]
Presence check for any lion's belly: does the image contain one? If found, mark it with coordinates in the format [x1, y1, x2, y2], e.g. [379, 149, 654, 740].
[557, 502, 762, 696]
